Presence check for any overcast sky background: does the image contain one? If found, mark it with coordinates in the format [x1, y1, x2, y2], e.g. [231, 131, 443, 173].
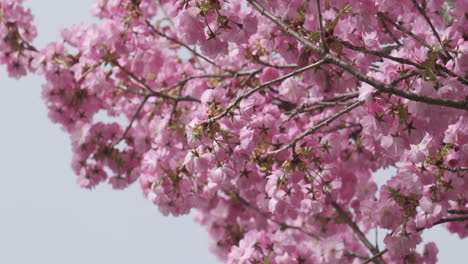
[0, 1, 466, 263]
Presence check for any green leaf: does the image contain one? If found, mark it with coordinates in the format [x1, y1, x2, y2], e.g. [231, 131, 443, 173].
[397, 104, 409, 124]
[326, 4, 353, 32]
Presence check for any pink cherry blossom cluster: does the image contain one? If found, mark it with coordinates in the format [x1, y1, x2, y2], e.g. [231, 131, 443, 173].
[0, 0, 36, 78]
[1, 0, 468, 263]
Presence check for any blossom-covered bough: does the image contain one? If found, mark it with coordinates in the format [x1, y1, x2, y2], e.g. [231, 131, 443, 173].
[1, 0, 467, 262]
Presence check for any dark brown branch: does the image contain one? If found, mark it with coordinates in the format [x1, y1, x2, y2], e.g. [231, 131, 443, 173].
[281, 92, 359, 126]
[416, 216, 468, 231]
[411, 0, 454, 63]
[159, 70, 262, 93]
[230, 191, 322, 240]
[205, 59, 328, 124]
[346, 251, 369, 260]
[318, 122, 362, 134]
[389, 70, 420, 86]
[268, 101, 362, 156]
[377, 14, 402, 47]
[143, 19, 220, 69]
[325, 53, 468, 110]
[335, 38, 467, 86]
[247, 0, 468, 111]
[440, 165, 468, 172]
[448, 209, 468, 215]
[332, 202, 386, 264]
[114, 62, 201, 102]
[113, 96, 150, 146]
[169, 83, 185, 124]
[316, 0, 327, 50]
[377, 12, 431, 49]
[247, 0, 324, 56]
[410, 0, 445, 52]
[436, 65, 468, 86]
[254, 58, 299, 69]
[361, 249, 388, 264]
[239, 69, 258, 87]
[332, 38, 422, 69]
[116, 84, 147, 96]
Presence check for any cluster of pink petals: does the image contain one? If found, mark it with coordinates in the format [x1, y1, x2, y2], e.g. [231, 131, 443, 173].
[1, 0, 467, 263]
[0, 0, 37, 78]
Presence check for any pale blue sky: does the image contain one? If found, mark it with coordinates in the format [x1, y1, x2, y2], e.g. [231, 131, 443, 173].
[0, 1, 465, 263]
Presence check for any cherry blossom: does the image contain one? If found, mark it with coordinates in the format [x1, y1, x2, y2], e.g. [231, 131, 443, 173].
[1, 0, 467, 263]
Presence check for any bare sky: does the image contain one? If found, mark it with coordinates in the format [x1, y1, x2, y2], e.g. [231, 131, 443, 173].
[0, 1, 465, 263]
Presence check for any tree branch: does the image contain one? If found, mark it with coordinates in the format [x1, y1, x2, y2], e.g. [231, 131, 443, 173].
[281, 91, 359, 125]
[440, 165, 468, 172]
[361, 249, 388, 264]
[332, 37, 422, 69]
[143, 19, 221, 69]
[410, 0, 444, 50]
[389, 70, 420, 86]
[377, 12, 432, 49]
[361, 212, 468, 262]
[113, 95, 150, 146]
[316, 0, 327, 50]
[114, 61, 201, 102]
[448, 209, 468, 215]
[205, 59, 328, 124]
[230, 190, 322, 240]
[416, 216, 468, 231]
[267, 101, 362, 156]
[325, 53, 468, 110]
[247, 0, 468, 111]
[254, 58, 299, 69]
[158, 70, 262, 93]
[376, 14, 402, 47]
[332, 202, 386, 264]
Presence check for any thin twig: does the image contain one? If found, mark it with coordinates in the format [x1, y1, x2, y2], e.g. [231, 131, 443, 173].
[377, 12, 432, 49]
[361, 249, 388, 264]
[440, 165, 468, 172]
[247, 0, 324, 55]
[332, 38, 422, 69]
[159, 70, 262, 93]
[281, 94, 359, 126]
[156, 0, 175, 28]
[436, 65, 468, 86]
[115, 62, 201, 102]
[316, 0, 327, 50]
[231, 190, 322, 240]
[389, 71, 420, 86]
[205, 59, 328, 124]
[317, 122, 362, 134]
[332, 202, 386, 264]
[254, 58, 299, 69]
[143, 19, 221, 69]
[411, 0, 452, 62]
[268, 101, 362, 156]
[410, 0, 445, 52]
[113, 96, 150, 146]
[239, 70, 258, 88]
[377, 14, 402, 47]
[346, 251, 369, 260]
[116, 84, 147, 96]
[168, 80, 187, 124]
